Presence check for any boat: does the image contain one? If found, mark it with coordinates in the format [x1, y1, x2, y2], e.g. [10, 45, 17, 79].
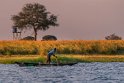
[15, 62, 78, 67]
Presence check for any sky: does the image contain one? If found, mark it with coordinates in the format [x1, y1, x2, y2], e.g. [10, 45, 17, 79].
[0, 0, 124, 40]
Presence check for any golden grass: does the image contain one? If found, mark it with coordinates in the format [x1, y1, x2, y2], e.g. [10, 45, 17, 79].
[0, 40, 124, 55]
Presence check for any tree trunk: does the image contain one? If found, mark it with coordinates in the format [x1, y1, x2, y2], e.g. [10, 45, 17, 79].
[34, 28, 37, 41]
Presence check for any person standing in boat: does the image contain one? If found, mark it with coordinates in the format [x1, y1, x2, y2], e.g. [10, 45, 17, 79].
[46, 48, 57, 64]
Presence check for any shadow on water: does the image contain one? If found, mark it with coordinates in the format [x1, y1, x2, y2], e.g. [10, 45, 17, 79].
[52, 57, 91, 64]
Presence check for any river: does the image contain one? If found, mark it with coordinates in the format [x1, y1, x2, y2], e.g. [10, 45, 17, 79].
[0, 63, 124, 83]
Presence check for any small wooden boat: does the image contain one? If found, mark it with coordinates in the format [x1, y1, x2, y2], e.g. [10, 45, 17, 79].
[15, 62, 78, 67]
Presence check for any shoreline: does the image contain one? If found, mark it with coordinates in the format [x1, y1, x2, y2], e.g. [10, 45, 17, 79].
[0, 55, 124, 64]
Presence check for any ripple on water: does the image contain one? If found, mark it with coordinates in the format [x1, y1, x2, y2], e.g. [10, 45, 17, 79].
[0, 63, 123, 83]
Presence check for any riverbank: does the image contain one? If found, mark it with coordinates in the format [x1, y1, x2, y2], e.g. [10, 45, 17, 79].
[1, 55, 124, 64]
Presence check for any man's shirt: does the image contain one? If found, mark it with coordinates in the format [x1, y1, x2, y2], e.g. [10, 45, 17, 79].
[48, 49, 56, 56]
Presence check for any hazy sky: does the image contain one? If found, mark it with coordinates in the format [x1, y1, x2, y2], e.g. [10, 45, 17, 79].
[0, 0, 124, 40]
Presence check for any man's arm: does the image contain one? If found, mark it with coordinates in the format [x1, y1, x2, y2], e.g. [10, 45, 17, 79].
[53, 54, 57, 58]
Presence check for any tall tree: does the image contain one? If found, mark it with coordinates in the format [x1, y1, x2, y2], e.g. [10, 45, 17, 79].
[11, 3, 58, 40]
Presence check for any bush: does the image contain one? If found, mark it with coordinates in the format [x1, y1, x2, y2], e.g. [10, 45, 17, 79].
[21, 36, 35, 40]
[42, 35, 57, 41]
[105, 33, 122, 40]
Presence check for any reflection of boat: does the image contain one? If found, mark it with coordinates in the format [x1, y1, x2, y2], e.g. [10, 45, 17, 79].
[15, 62, 78, 67]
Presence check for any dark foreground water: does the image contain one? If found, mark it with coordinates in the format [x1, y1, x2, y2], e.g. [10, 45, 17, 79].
[0, 63, 124, 83]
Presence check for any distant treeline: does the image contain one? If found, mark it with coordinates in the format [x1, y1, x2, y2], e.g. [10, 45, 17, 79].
[0, 40, 124, 55]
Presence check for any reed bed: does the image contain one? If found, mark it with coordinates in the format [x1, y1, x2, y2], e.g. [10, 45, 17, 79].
[0, 40, 124, 55]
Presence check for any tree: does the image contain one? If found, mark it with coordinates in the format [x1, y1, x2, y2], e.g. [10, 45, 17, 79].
[21, 36, 35, 40]
[11, 3, 58, 41]
[42, 35, 57, 41]
[105, 33, 122, 40]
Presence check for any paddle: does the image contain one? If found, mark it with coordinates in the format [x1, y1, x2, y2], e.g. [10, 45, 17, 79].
[55, 56, 60, 65]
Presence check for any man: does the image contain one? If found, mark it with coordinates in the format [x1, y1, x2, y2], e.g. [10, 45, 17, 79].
[46, 48, 57, 64]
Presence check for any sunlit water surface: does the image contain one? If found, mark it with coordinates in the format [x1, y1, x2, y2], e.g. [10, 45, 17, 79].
[0, 63, 124, 83]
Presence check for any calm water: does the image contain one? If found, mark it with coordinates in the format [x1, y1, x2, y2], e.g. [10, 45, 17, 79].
[0, 63, 124, 83]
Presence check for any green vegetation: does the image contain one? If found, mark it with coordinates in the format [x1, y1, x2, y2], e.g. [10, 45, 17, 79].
[62, 55, 124, 62]
[1, 55, 124, 64]
[0, 55, 44, 64]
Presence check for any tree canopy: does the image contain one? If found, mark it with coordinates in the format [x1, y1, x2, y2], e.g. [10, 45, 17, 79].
[105, 33, 122, 40]
[42, 35, 57, 41]
[11, 3, 58, 40]
[21, 36, 35, 40]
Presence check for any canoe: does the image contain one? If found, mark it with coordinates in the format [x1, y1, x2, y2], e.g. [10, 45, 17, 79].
[15, 62, 78, 67]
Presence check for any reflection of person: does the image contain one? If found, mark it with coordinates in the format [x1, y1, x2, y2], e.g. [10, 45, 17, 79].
[46, 48, 57, 64]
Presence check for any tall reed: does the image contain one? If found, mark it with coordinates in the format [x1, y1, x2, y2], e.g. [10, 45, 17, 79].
[0, 40, 124, 55]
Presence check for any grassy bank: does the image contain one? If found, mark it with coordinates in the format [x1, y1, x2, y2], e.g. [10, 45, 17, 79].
[61, 55, 124, 62]
[0, 55, 44, 64]
[1, 40, 124, 55]
[1, 55, 124, 64]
